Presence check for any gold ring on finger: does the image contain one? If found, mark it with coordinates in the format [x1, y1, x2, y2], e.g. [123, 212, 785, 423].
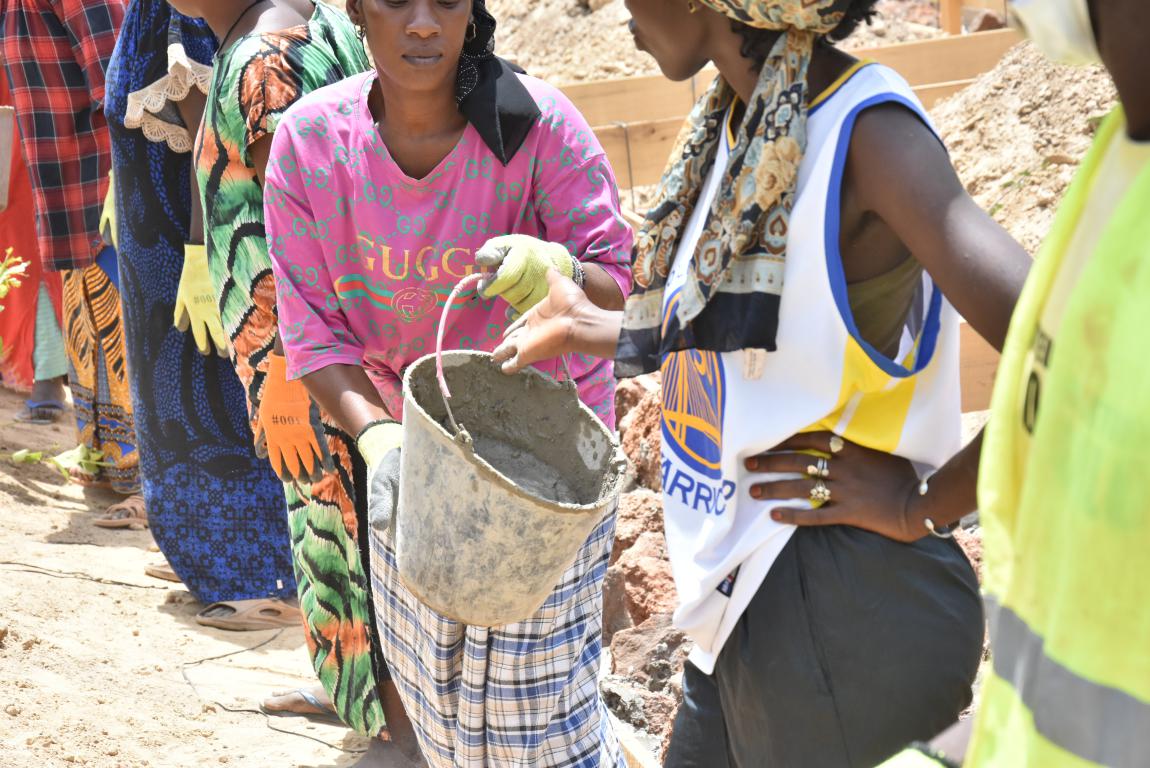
[816, 456, 830, 479]
[810, 479, 831, 504]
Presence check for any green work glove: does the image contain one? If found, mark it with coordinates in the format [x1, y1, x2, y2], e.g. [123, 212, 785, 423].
[100, 171, 117, 248]
[357, 420, 404, 533]
[476, 234, 576, 315]
[173, 244, 230, 357]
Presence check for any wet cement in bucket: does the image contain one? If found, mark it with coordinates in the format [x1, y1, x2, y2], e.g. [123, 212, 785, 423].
[469, 433, 581, 505]
[413, 352, 619, 509]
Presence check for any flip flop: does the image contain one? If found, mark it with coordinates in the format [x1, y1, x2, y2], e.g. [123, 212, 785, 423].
[259, 687, 344, 726]
[195, 598, 301, 632]
[15, 399, 66, 425]
[144, 560, 181, 583]
[94, 494, 148, 529]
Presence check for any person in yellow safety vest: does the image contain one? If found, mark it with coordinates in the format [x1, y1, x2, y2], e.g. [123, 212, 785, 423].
[875, 0, 1150, 765]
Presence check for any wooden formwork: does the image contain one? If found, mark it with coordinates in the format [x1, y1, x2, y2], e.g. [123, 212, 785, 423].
[565, 28, 1022, 190]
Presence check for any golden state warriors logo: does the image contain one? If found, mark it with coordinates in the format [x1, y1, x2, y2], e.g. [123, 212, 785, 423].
[661, 349, 725, 480]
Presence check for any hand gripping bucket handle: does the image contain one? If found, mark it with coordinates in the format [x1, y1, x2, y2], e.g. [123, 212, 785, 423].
[434, 273, 572, 436]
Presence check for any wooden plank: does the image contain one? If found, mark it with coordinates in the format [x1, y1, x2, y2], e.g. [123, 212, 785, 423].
[563, 72, 717, 129]
[595, 117, 684, 189]
[963, 0, 1006, 12]
[610, 714, 660, 768]
[593, 74, 979, 189]
[915, 78, 976, 108]
[940, 0, 963, 34]
[0, 107, 13, 213]
[565, 29, 1020, 129]
[960, 319, 1000, 413]
[853, 27, 1021, 85]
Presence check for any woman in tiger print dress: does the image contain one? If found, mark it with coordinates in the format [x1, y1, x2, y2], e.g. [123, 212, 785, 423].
[171, 0, 396, 749]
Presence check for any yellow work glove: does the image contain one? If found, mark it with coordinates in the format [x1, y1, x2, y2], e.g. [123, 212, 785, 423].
[255, 353, 335, 484]
[357, 420, 404, 533]
[100, 171, 117, 248]
[476, 234, 577, 316]
[173, 244, 229, 357]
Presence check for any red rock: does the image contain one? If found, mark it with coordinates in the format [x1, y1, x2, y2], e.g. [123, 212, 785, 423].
[621, 389, 663, 492]
[610, 613, 691, 693]
[602, 564, 635, 646]
[616, 532, 677, 626]
[612, 489, 664, 565]
[615, 373, 660, 433]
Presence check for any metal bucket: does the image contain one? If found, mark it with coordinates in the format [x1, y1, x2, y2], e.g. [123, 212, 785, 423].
[395, 276, 627, 626]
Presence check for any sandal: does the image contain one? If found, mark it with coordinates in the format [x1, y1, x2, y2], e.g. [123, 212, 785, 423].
[15, 399, 66, 425]
[93, 494, 148, 529]
[195, 598, 301, 632]
[259, 686, 344, 726]
[144, 559, 181, 583]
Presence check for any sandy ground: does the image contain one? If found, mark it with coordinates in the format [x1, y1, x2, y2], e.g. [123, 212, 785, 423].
[0, 386, 371, 768]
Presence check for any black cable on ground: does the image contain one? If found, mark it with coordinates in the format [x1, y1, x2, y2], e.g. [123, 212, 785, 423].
[0, 560, 169, 589]
[2, 560, 365, 754]
[179, 630, 367, 755]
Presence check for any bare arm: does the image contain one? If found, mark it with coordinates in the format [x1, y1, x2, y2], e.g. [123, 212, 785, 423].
[175, 89, 208, 245]
[582, 263, 626, 311]
[853, 105, 1027, 526]
[761, 105, 1031, 538]
[847, 103, 1030, 351]
[301, 363, 391, 439]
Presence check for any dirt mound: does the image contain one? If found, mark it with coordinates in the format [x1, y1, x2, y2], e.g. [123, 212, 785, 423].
[487, 0, 942, 86]
[932, 41, 1118, 254]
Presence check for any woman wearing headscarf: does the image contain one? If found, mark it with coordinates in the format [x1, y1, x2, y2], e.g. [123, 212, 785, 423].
[263, 0, 633, 764]
[493, 0, 1033, 765]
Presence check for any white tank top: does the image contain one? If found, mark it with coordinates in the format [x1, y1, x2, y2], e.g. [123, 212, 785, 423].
[659, 63, 962, 673]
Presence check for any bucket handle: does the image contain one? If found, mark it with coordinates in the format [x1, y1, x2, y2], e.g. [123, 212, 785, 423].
[435, 273, 572, 436]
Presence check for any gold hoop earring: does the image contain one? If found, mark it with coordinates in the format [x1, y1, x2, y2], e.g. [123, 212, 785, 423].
[687, 0, 699, 12]
[466, 19, 477, 41]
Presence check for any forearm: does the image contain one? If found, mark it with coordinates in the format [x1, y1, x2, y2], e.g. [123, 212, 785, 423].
[175, 91, 207, 245]
[581, 263, 626, 311]
[301, 363, 390, 438]
[905, 430, 983, 531]
[571, 302, 623, 361]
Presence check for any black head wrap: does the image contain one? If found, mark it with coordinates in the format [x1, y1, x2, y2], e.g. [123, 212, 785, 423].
[455, 0, 540, 165]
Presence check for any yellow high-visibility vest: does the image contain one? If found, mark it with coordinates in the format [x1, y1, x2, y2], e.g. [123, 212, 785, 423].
[879, 107, 1150, 768]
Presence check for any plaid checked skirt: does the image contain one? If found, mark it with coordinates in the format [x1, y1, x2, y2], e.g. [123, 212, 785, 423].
[369, 503, 623, 768]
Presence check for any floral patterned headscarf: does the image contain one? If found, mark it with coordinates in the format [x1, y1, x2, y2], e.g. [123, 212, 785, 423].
[615, 0, 852, 376]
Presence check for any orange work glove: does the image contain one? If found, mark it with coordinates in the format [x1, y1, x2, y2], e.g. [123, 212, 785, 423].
[254, 353, 334, 484]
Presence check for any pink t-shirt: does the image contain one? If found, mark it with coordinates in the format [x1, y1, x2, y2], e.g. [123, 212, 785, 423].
[264, 71, 633, 426]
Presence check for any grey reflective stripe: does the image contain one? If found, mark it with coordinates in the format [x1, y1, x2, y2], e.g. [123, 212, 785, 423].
[985, 596, 1150, 768]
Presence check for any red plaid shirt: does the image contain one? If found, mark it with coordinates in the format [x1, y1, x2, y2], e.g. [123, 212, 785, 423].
[0, 0, 125, 272]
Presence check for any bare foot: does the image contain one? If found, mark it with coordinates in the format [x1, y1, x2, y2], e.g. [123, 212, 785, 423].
[351, 737, 427, 768]
[260, 685, 337, 720]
